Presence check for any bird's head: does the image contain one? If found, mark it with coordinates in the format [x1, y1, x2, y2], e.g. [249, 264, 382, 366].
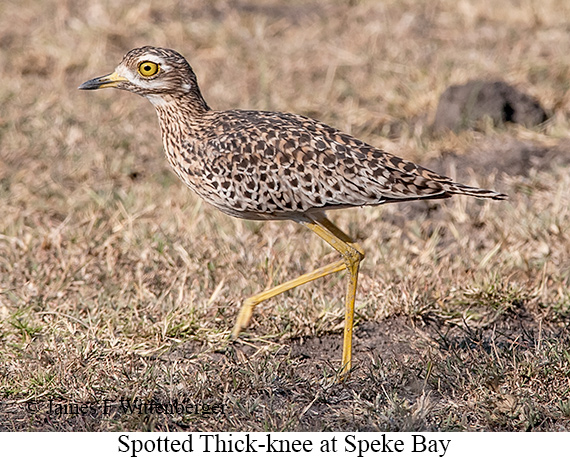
[79, 46, 203, 108]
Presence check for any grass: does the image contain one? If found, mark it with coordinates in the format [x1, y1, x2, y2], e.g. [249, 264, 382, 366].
[1, 0, 570, 431]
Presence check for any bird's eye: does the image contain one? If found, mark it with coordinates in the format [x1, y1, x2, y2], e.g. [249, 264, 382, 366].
[138, 61, 159, 77]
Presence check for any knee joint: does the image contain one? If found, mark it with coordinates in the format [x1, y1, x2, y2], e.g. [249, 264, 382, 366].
[344, 244, 365, 267]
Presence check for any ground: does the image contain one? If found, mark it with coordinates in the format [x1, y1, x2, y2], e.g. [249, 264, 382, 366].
[1, 0, 569, 431]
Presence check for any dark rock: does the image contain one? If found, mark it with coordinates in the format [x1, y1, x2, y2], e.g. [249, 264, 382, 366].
[432, 80, 547, 133]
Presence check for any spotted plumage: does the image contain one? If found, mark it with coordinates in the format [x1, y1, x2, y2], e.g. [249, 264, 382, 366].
[80, 46, 506, 378]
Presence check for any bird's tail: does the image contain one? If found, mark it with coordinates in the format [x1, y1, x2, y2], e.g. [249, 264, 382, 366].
[444, 182, 508, 200]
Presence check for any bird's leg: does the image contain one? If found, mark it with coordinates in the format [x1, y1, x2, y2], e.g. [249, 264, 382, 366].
[230, 215, 364, 378]
[231, 259, 346, 339]
[301, 216, 364, 377]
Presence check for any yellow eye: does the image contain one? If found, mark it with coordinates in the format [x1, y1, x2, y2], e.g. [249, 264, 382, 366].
[138, 61, 159, 77]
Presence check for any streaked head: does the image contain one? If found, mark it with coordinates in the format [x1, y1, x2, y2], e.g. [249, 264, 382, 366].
[79, 46, 202, 106]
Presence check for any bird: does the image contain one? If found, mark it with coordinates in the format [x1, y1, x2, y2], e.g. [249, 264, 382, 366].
[79, 46, 506, 378]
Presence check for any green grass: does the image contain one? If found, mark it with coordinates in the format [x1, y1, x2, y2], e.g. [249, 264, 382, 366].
[1, 0, 570, 431]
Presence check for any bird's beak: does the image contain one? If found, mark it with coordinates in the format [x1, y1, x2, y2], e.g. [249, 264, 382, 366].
[78, 71, 128, 90]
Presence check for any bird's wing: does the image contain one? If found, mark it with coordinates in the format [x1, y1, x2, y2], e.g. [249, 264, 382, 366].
[196, 110, 497, 218]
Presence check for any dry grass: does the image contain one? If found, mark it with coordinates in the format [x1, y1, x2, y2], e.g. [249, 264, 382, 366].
[1, 0, 570, 431]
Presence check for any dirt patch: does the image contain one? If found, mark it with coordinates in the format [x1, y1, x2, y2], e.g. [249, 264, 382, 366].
[167, 306, 562, 385]
[432, 80, 548, 133]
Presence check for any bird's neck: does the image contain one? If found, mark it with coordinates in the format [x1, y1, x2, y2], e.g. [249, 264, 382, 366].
[150, 92, 212, 185]
[150, 91, 212, 143]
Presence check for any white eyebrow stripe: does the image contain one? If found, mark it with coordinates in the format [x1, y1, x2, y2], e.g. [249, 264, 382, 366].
[137, 54, 167, 66]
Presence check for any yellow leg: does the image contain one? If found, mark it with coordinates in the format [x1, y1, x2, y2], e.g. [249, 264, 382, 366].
[301, 217, 364, 377]
[230, 259, 346, 339]
[230, 215, 365, 378]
